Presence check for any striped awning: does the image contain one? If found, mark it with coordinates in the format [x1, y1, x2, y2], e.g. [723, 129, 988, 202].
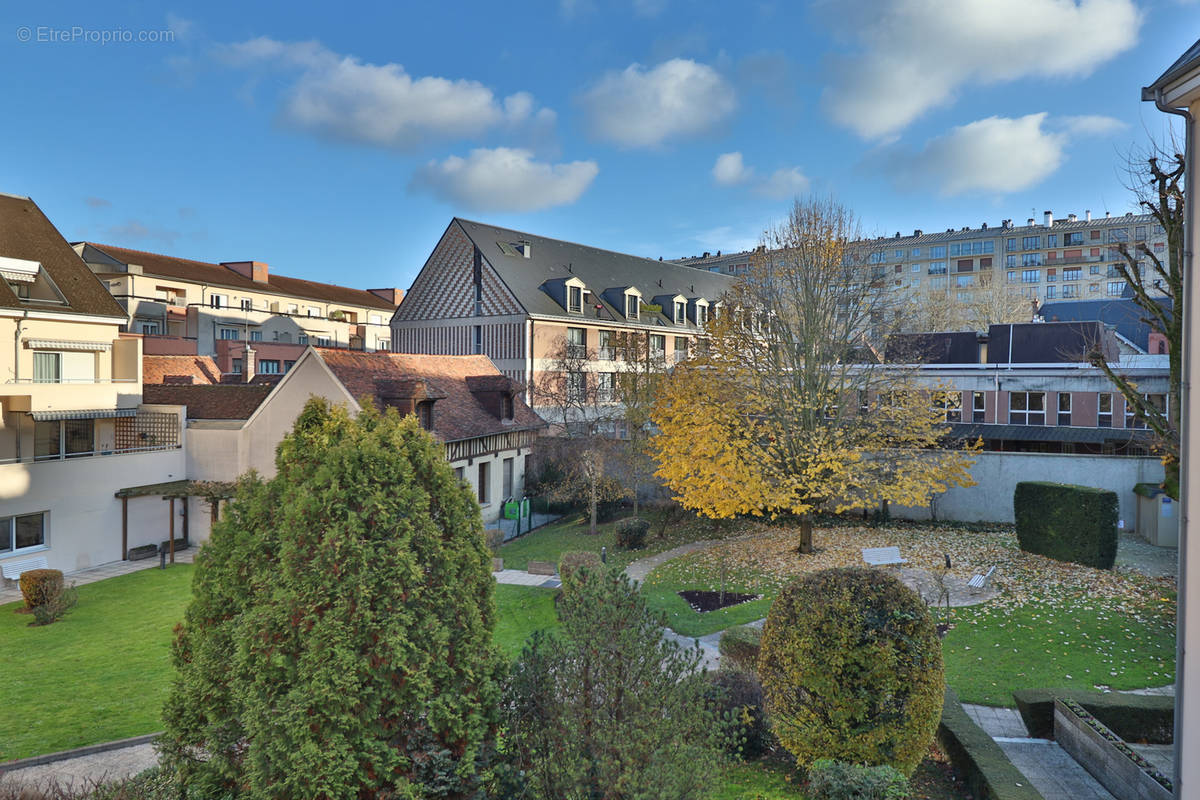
[30, 408, 138, 422]
[0, 269, 36, 284]
[23, 339, 113, 352]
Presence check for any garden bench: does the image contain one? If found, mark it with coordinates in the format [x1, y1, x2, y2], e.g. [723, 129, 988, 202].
[861, 546, 907, 567]
[1, 554, 49, 585]
[527, 560, 557, 576]
[967, 565, 997, 594]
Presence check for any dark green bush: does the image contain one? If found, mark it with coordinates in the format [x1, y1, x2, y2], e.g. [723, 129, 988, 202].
[615, 517, 650, 549]
[718, 625, 763, 670]
[1013, 481, 1118, 569]
[559, 550, 603, 586]
[757, 567, 944, 777]
[706, 668, 774, 760]
[1012, 688, 1174, 743]
[19, 568, 63, 610]
[937, 689, 1045, 800]
[806, 758, 910, 800]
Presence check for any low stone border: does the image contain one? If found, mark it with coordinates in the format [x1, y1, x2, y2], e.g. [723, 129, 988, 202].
[1013, 688, 1174, 743]
[0, 732, 160, 774]
[1054, 699, 1172, 800]
[937, 689, 1045, 800]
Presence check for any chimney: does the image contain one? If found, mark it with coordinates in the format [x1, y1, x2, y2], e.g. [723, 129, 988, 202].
[518, 240, 532, 258]
[1105, 211, 1111, 218]
[1085, 210, 1091, 222]
[913, 229, 922, 236]
[223, 261, 269, 283]
[1068, 213, 1078, 222]
[243, 346, 256, 383]
[1044, 210, 1053, 227]
[367, 288, 404, 306]
[1027, 217, 1035, 226]
[981, 222, 988, 229]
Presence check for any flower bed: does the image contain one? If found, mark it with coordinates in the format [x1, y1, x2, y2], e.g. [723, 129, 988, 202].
[1054, 698, 1172, 800]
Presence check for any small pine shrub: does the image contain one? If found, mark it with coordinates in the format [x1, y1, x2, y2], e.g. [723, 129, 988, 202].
[806, 759, 911, 800]
[31, 583, 77, 626]
[615, 517, 650, 549]
[718, 625, 763, 670]
[559, 550, 603, 585]
[707, 669, 774, 760]
[19, 568, 63, 610]
[758, 567, 944, 777]
[1014, 481, 1118, 569]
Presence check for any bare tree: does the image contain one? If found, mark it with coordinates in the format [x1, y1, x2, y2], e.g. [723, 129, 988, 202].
[898, 271, 1032, 334]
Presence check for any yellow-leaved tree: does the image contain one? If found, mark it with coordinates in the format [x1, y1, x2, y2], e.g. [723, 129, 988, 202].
[651, 196, 977, 553]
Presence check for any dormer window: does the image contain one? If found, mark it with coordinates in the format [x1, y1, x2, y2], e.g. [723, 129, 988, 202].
[568, 285, 583, 314]
[625, 293, 639, 320]
[1, 256, 66, 305]
[416, 400, 434, 430]
[674, 300, 686, 324]
[697, 304, 708, 325]
[502, 393, 514, 420]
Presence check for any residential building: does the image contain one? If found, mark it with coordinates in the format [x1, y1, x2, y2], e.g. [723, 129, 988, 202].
[73, 243, 401, 373]
[677, 209, 1169, 308]
[145, 347, 545, 524]
[390, 218, 735, 418]
[1, 193, 187, 575]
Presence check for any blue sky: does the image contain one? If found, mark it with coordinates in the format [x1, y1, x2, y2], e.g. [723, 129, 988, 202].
[1, 1, 1195, 291]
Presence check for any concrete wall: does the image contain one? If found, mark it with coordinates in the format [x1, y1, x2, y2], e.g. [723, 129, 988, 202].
[892, 451, 1165, 531]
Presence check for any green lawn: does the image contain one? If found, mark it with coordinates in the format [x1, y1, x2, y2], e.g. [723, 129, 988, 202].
[493, 584, 559, 658]
[710, 761, 799, 799]
[942, 596, 1176, 706]
[0, 565, 194, 762]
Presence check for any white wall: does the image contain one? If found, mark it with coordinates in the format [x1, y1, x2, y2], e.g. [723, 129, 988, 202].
[452, 450, 526, 525]
[892, 451, 1166, 531]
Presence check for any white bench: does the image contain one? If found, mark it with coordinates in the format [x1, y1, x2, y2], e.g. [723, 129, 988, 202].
[968, 565, 997, 594]
[1, 555, 49, 584]
[862, 546, 908, 567]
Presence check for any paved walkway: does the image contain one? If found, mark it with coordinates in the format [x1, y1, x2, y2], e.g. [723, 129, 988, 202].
[0, 742, 158, 792]
[494, 569, 560, 588]
[0, 549, 197, 606]
[1115, 533, 1177, 579]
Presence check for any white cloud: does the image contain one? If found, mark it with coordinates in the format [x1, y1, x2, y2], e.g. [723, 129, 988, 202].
[821, 0, 1141, 139]
[213, 37, 553, 150]
[410, 148, 599, 212]
[1059, 114, 1127, 136]
[106, 220, 181, 246]
[579, 58, 736, 147]
[879, 113, 1066, 195]
[758, 167, 811, 199]
[712, 152, 753, 185]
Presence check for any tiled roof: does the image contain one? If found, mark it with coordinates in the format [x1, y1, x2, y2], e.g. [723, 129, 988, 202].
[315, 349, 545, 442]
[143, 384, 273, 420]
[0, 194, 127, 318]
[142, 354, 222, 385]
[80, 243, 398, 311]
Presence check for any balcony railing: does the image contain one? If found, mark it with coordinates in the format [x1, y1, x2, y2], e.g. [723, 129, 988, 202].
[566, 344, 587, 360]
[1, 442, 180, 466]
[1044, 254, 1102, 266]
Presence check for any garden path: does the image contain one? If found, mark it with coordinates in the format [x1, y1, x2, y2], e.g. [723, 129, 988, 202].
[0, 550, 196, 606]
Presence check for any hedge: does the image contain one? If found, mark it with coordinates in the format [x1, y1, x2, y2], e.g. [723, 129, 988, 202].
[1013, 481, 1118, 569]
[936, 689, 1045, 800]
[1011, 688, 1174, 743]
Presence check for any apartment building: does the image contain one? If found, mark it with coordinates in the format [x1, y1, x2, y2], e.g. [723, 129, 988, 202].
[73, 242, 401, 374]
[1, 193, 187, 575]
[391, 218, 735, 418]
[678, 209, 1168, 307]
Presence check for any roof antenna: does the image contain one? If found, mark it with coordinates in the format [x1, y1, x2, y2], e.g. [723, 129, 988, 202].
[657, 278, 663, 287]
[567, 262, 573, 273]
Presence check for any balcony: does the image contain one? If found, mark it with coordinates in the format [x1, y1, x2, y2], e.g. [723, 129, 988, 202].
[566, 344, 587, 360]
[1044, 254, 1102, 266]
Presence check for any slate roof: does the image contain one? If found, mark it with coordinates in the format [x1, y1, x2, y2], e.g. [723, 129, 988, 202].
[79, 243, 398, 310]
[1039, 298, 1172, 353]
[453, 218, 735, 328]
[143, 384, 273, 420]
[986, 321, 1117, 364]
[0, 194, 127, 318]
[315, 348, 545, 443]
[142, 354, 222, 385]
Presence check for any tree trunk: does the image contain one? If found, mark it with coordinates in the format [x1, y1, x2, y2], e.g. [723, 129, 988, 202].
[798, 516, 814, 555]
[589, 477, 599, 535]
[632, 480, 640, 519]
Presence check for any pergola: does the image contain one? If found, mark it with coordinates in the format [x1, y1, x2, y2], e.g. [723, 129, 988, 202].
[113, 479, 235, 564]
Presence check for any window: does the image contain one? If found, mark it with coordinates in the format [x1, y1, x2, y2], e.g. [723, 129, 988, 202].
[0, 512, 45, 554]
[1021, 253, 1043, 266]
[454, 466, 465, 483]
[930, 276, 947, 289]
[34, 418, 93, 460]
[283, 360, 296, 372]
[1098, 393, 1113, 427]
[1007, 270, 1018, 283]
[1107, 281, 1125, 296]
[1131, 393, 1167, 429]
[1058, 393, 1072, 426]
[137, 320, 161, 335]
[502, 458, 514, 499]
[1062, 267, 1081, 281]
[674, 336, 689, 362]
[316, 337, 331, 347]
[240, 298, 252, 311]
[1046, 234, 1058, 247]
[625, 293, 639, 320]
[1021, 269, 1040, 283]
[596, 372, 615, 402]
[1006, 254, 1017, 268]
[1022, 236, 1041, 250]
[696, 303, 708, 325]
[1061, 284, 1080, 298]
[929, 245, 947, 258]
[1064, 232, 1083, 246]
[955, 275, 973, 288]
[911, 264, 921, 273]
[1135, 226, 1146, 241]
[933, 391, 962, 422]
[568, 285, 583, 314]
[1009, 391, 1045, 425]
[1006, 238, 1017, 252]
[33, 352, 61, 383]
[927, 261, 947, 275]
[219, 328, 239, 340]
[477, 461, 490, 504]
[1045, 286, 1058, 299]
[298, 334, 309, 345]
[911, 247, 921, 257]
[369, 313, 383, 325]
[956, 259, 974, 272]
[416, 400, 433, 430]
[1089, 284, 1100, 293]
[473, 325, 483, 355]
[566, 371, 586, 403]
[258, 359, 281, 374]
[502, 393, 514, 420]
[566, 327, 586, 359]
[674, 300, 686, 324]
[894, 249, 905, 258]
[1109, 228, 1129, 243]
[307, 307, 319, 317]
[1090, 264, 1101, 274]
[1090, 230, 1102, 240]
[376, 339, 390, 352]
[232, 358, 243, 374]
[598, 330, 616, 360]
[249, 330, 263, 342]
[649, 334, 666, 357]
[972, 391, 986, 423]
[287, 304, 299, 315]
[209, 293, 226, 309]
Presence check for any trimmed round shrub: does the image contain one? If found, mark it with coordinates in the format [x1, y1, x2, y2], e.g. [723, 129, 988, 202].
[758, 567, 944, 777]
[559, 550, 604, 586]
[706, 668, 774, 760]
[19, 568, 64, 610]
[806, 758, 910, 800]
[719, 625, 763, 670]
[615, 517, 650, 549]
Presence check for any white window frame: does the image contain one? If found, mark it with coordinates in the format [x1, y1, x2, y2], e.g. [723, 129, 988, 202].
[0, 512, 47, 555]
[209, 293, 226, 309]
[1009, 391, 1045, 425]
